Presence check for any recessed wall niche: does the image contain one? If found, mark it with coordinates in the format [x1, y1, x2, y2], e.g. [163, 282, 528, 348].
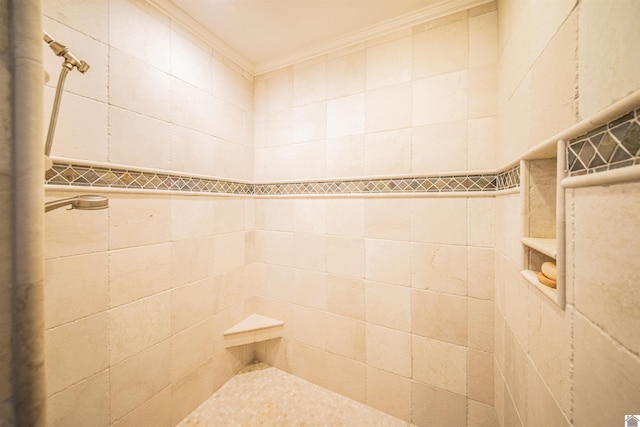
[520, 141, 567, 308]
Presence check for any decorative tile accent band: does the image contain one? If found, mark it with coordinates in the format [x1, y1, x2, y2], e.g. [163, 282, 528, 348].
[45, 162, 521, 195]
[568, 108, 640, 176]
[45, 163, 254, 195]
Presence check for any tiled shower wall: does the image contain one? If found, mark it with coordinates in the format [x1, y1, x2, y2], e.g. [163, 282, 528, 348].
[495, 1, 640, 426]
[42, 0, 257, 425]
[254, 4, 498, 180]
[251, 4, 499, 425]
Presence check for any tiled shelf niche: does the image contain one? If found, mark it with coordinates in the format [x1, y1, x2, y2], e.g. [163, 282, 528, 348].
[520, 141, 566, 308]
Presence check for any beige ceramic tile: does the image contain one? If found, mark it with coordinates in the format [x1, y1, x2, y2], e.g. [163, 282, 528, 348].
[411, 289, 468, 345]
[410, 243, 467, 295]
[326, 134, 366, 177]
[326, 49, 366, 99]
[573, 311, 640, 427]
[171, 196, 215, 240]
[326, 198, 365, 237]
[109, 292, 171, 364]
[293, 307, 326, 349]
[213, 232, 245, 275]
[412, 334, 467, 395]
[411, 198, 467, 245]
[468, 399, 499, 427]
[43, 0, 108, 43]
[109, 243, 171, 308]
[285, 340, 327, 388]
[467, 117, 497, 171]
[108, 106, 171, 169]
[264, 109, 293, 148]
[256, 199, 294, 232]
[109, 48, 171, 122]
[171, 78, 214, 136]
[171, 278, 215, 334]
[578, 0, 639, 118]
[108, 0, 171, 72]
[366, 324, 411, 377]
[110, 341, 170, 422]
[468, 247, 495, 300]
[170, 358, 216, 425]
[170, 29, 213, 93]
[326, 274, 365, 320]
[411, 381, 467, 427]
[526, 362, 570, 427]
[293, 199, 327, 234]
[412, 71, 468, 126]
[469, 64, 497, 118]
[292, 269, 327, 310]
[366, 37, 412, 90]
[412, 18, 468, 80]
[494, 360, 505, 427]
[364, 129, 412, 176]
[108, 195, 171, 250]
[504, 273, 529, 351]
[468, 349, 494, 405]
[293, 61, 326, 106]
[44, 252, 108, 328]
[364, 198, 411, 241]
[326, 353, 366, 403]
[365, 239, 411, 287]
[412, 121, 467, 174]
[213, 199, 246, 234]
[170, 318, 215, 383]
[264, 67, 293, 114]
[365, 281, 411, 332]
[469, 10, 497, 67]
[45, 313, 109, 396]
[292, 102, 327, 143]
[169, 126, 215, 175]
[573, 183, 640, 355]
[325, 314, 365, 362]
[326, 236, 365, 278]
[47, 371, 109, 427]
[469, 297, 494, 352]
[527, 294, 572, 414]
[111, 387, 171, 427]
[504, 326, 529, 426]
[327, 93, 365, 138]
[365, 83, 412, 133]
[263, 264, 296, 303]
[366, 366, 411, 421]
[170, 237, 216, 287]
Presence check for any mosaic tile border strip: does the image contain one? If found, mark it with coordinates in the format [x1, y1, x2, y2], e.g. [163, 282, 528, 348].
[568, 108, 640, 176]
[45, 163, 521, 195]
[45, 163, 253, 195]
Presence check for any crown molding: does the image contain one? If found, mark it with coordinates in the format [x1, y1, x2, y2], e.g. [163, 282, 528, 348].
[254, 0, 492, 74]
[145, 0, 492, 77]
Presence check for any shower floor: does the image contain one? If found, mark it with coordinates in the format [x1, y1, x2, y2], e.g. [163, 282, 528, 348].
[177, 362, 412, 426]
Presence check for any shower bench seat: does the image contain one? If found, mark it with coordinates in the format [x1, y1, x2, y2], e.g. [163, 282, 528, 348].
[223, 313, 284, 348]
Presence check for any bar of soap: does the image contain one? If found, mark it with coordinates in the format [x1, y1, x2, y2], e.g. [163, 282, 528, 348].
[541, 262, 557, 280]
[537, 272, 557, 288]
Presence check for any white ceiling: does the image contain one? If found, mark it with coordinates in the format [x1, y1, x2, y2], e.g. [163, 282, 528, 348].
[158, 0, 486, 74]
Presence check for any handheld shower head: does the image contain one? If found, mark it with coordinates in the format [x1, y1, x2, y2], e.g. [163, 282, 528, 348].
[45, 195, 109, 213]
[43, 32, 90, 73]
